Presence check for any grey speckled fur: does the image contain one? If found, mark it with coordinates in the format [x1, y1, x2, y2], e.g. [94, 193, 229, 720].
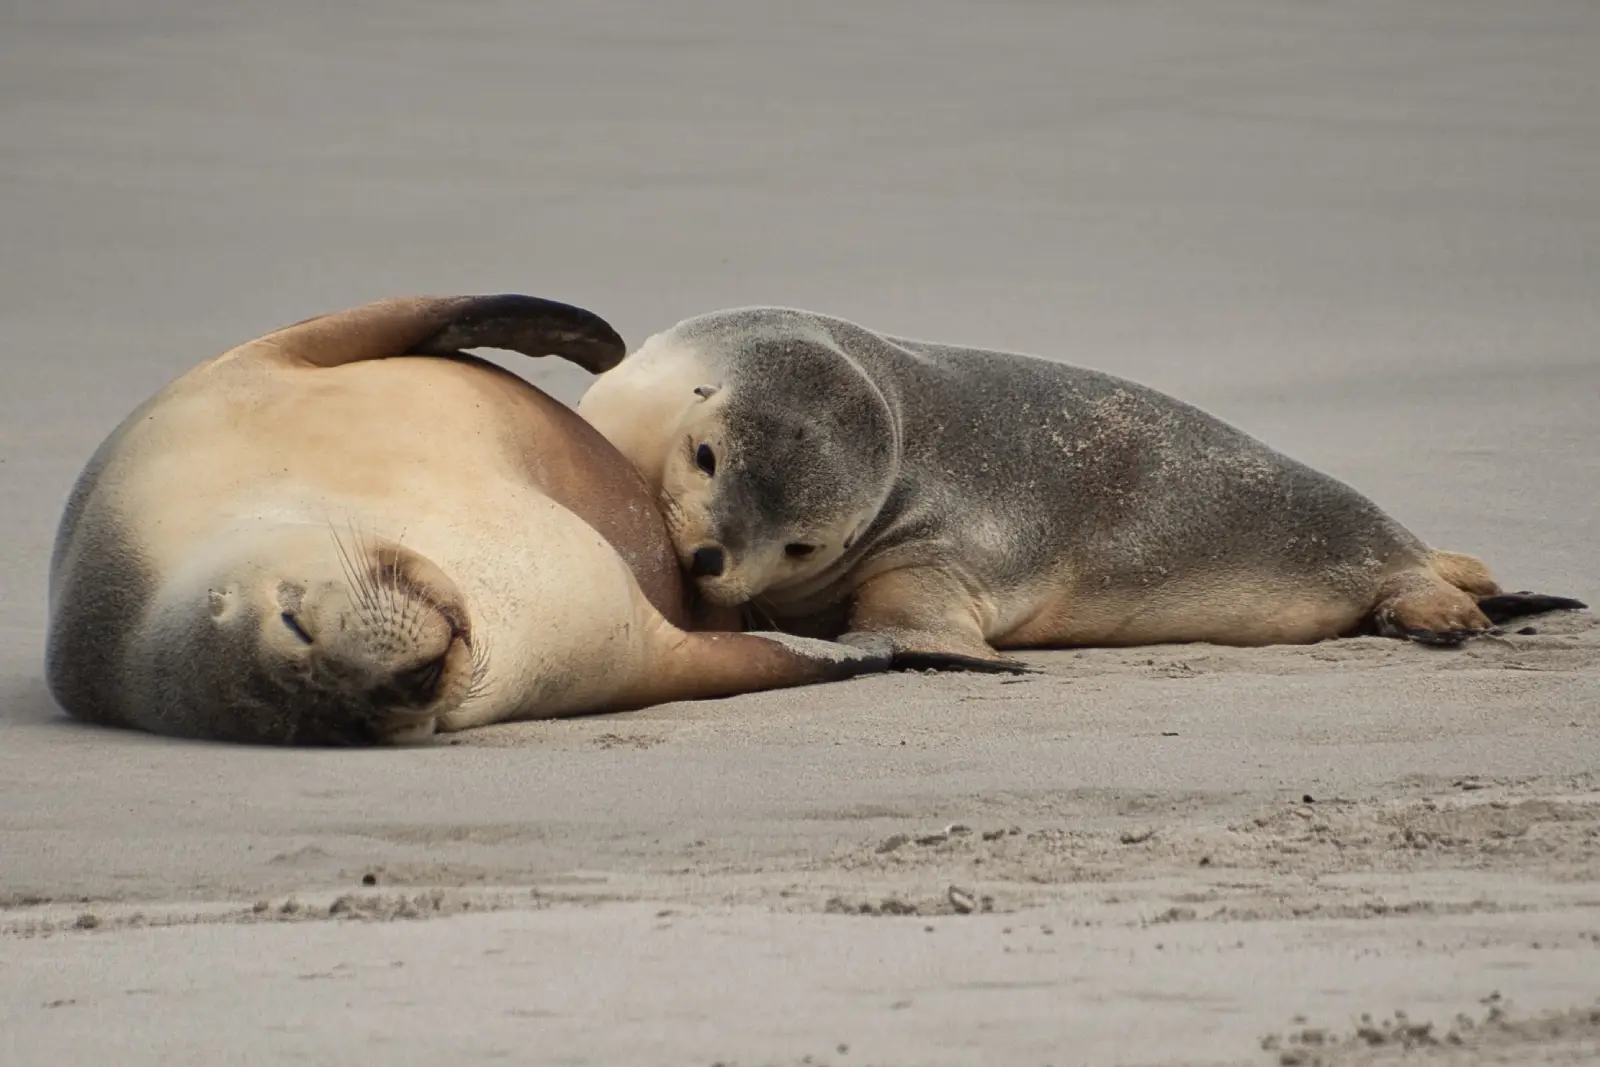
[662, 307, 1436, 648]
[688, 308, 1427, 601]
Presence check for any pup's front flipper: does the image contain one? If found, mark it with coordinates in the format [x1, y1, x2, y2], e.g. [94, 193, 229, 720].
[841, 567, 1038, 674]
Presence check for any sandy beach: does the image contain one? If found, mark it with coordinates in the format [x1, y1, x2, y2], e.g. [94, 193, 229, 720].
[2, 2, 1597, 1064]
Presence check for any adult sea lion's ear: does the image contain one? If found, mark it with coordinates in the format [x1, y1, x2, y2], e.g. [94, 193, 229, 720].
[693, 384, 721, 400]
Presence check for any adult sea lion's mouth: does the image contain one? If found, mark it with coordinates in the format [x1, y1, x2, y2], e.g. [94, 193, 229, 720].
[433, 600, 471, 648]
[362, 592, 475, 713]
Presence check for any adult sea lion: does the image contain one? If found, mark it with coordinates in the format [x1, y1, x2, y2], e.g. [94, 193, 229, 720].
[44, 295, 892, 745]
[576, 306, 1586, 670]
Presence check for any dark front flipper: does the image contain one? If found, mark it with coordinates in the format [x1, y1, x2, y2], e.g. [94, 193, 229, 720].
[412, 294, 627, 373]
[1476, 592, 1589, 625]
[840, 567, 1038, 675]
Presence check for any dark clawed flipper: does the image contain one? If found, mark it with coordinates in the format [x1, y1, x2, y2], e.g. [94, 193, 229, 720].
[891, 650, 1038, 675]
[1401, 626, 1482, 649]
[836, 629, 1036, 675]
[412, 294, 628, 374]
[1475, 593, 1589, 626]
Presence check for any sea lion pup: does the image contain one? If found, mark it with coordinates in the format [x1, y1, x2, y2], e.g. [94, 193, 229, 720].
[44, 295, 895, 746]
[576, 306, 1586, 671]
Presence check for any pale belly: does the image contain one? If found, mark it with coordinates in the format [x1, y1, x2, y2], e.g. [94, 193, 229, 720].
[992, 570, 1373, 649]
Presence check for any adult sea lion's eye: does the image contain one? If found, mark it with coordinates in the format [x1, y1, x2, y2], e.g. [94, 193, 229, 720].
[784, 543, 816, 558]
[281, 612, 313, 645]
[695, 443, 716, 476]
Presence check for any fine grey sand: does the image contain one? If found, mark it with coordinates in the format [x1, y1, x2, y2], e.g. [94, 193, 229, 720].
[2, 2, 1598, 1065]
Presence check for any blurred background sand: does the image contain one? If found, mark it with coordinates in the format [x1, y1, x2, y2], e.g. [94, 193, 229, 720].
[2, 2, 1597, 1064]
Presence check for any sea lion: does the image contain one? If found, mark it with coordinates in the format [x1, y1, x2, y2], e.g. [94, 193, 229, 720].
[576, 305, 1586, 670]
[44, 295, 894, 745]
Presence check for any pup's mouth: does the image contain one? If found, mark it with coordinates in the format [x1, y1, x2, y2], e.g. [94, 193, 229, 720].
[689, 569, 751, 608]
[666, 518, 751, 607]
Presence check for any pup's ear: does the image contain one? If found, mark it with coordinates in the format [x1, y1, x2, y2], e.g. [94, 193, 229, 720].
[693, 384, 721, 400]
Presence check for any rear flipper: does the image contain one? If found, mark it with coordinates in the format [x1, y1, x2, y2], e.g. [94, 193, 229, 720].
[1372, 571, 1493, 648]
[1476, 592, 1588, 625]
[1426, 549, 1588, 632]
[1374, 571, 1587, 648]
[233, 293, 627, 374]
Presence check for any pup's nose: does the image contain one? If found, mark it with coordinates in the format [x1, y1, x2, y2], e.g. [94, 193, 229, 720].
[690, 545, 725, 578]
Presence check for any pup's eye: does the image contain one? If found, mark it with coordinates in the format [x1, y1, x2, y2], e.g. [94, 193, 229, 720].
[281, 612, 313, 645]
[695, 444, 716, 476]
[784, 543, 817, 558]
